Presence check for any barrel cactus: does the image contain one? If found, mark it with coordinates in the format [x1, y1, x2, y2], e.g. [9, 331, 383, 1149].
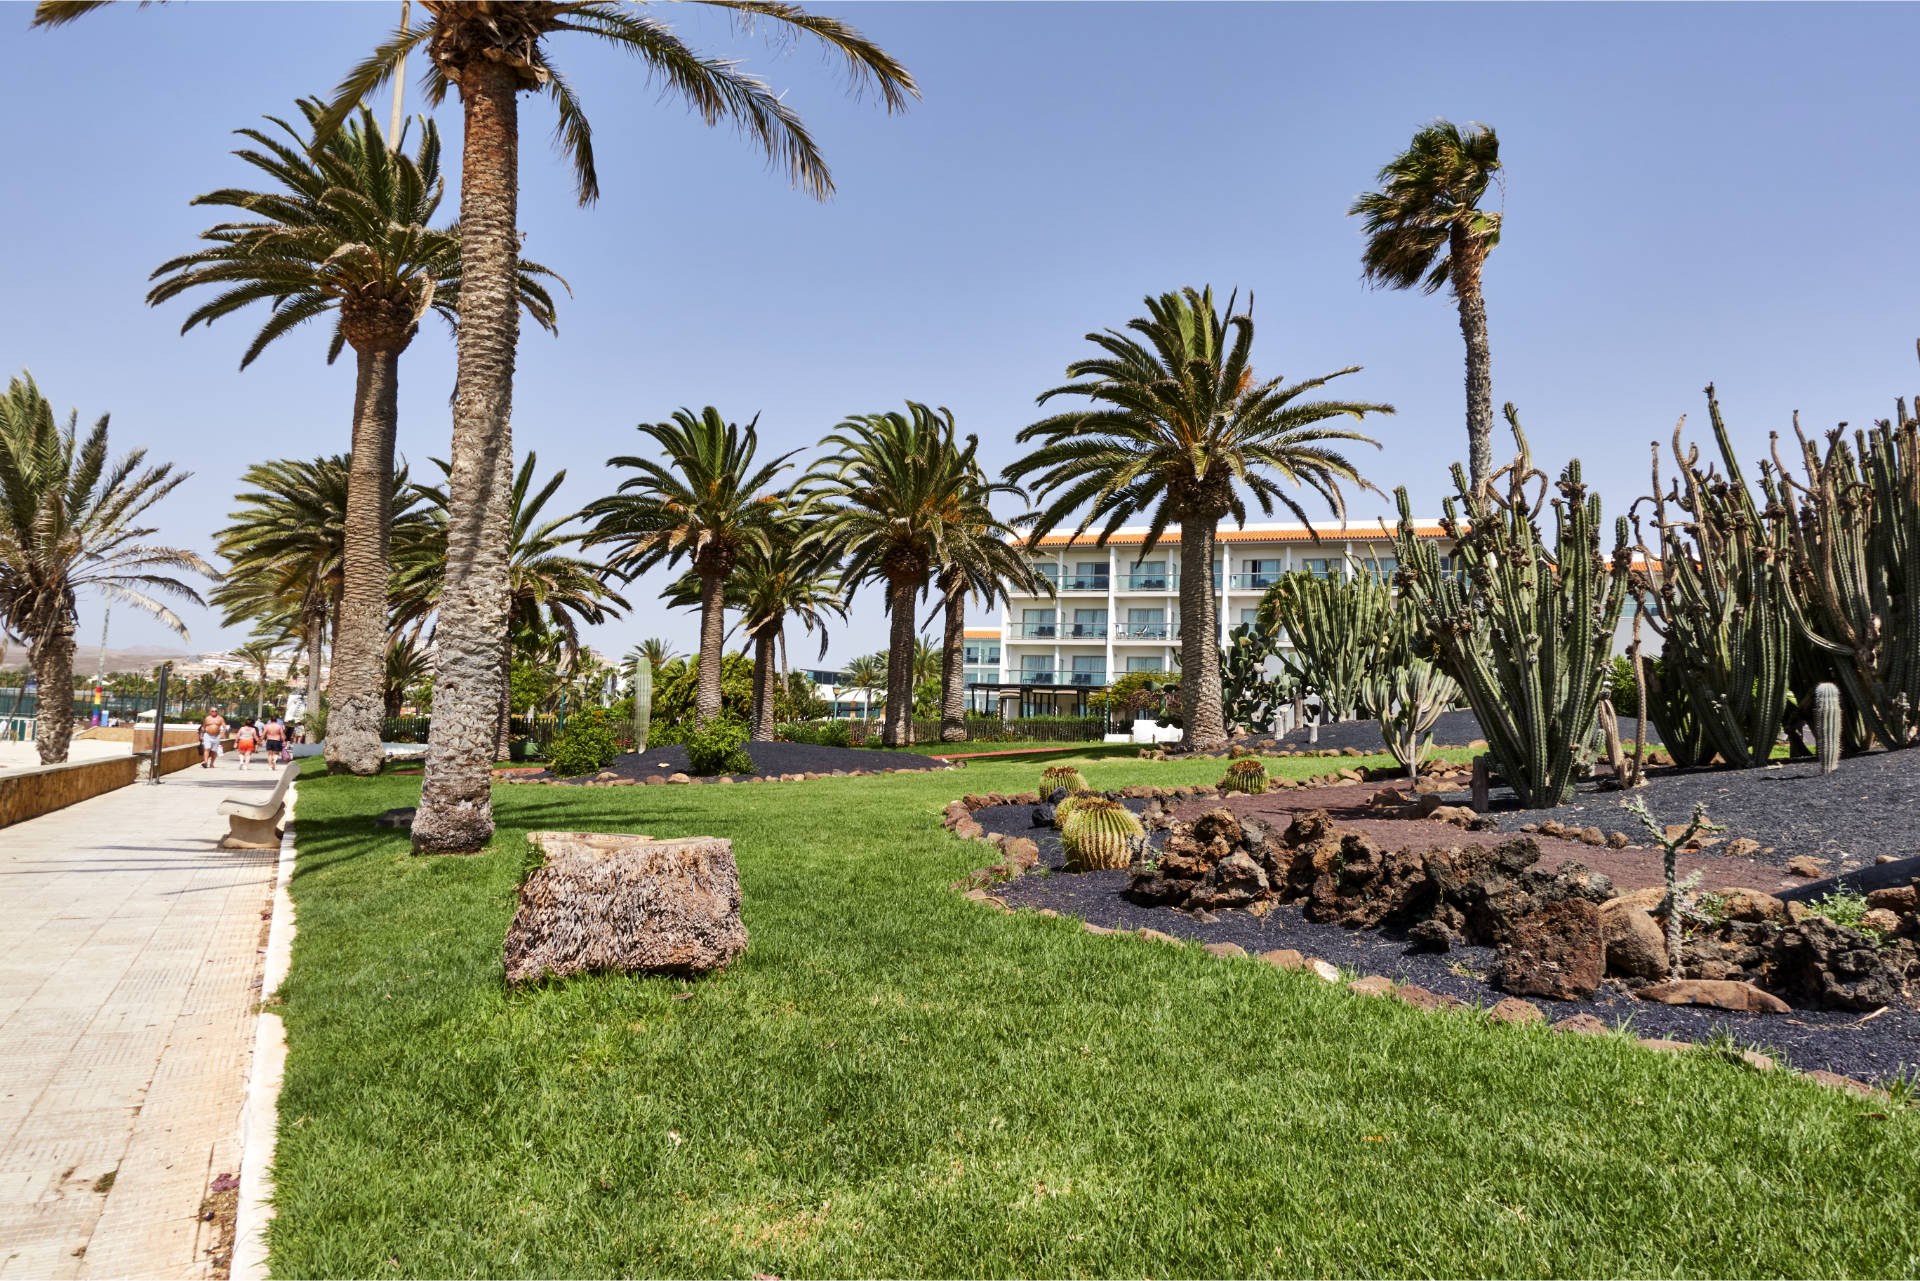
[1052, 792, 1093, 827]
[1218, 757, 1269, 795]
[1060, 797, 1145, 871]
[1814, 682, 1841, 774]
[1040, 764, 1090, 796]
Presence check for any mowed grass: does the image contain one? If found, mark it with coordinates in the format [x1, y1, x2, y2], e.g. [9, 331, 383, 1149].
[274, 750, 1920, 1278]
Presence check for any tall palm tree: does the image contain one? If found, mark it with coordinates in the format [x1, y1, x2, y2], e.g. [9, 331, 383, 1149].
[1350, 119, 1503, 488]
[147, 98, 560, 776]
[629, 638, 676, 673]
[924, 434, 1050, 741]
[1005, 287, 1390, 751]
[214, 456, 433, 722]
[34, 0, 918, 856]
[416, 451, 629, 755]
[807, 404, 983, 747]
[232, 638, 280, 720]
[0, 373, 211, 764]
[842, 652, 884, 724]
[385, 630, 433, 719]
[585, 409, 791, 728]
[727, 532, 845, 740]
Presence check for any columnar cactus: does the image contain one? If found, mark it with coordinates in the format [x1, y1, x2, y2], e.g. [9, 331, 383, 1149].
[1060, 797, 1145, 871]
[1814, 681, 1841, 774]
[1766, 386, 1920, 751]
[1632, 386, 1793, 768]
[1218, 757, 1269, 795]
[1393, 407, 1631, 809]
[1359, 658, 1461, 780]
[1041, 764, 1090, 795]
[1257, 565, 1421, 721]
[630, 657, 653, 750]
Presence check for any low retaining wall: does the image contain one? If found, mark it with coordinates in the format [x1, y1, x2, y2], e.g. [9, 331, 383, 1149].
[0, 736, 233, 830]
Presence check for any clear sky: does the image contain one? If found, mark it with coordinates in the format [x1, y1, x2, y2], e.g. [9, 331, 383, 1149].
[4, 2, 1917, 669]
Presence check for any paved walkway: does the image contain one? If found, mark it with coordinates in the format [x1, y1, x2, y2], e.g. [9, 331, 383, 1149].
[0, 759, 282, 1279]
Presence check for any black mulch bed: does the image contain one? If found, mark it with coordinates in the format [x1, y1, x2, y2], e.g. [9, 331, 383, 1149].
[1249, 709, 1661, 754]
[521, 740, 952, 784]
[975, 800, 1920, 1083]
[1487, 750, 1920, 876]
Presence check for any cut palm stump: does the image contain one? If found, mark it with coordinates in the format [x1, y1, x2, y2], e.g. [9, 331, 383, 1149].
[504, 831, 748, 985]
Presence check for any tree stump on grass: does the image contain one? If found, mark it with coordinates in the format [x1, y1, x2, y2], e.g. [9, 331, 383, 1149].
[504, 831, 748, 985]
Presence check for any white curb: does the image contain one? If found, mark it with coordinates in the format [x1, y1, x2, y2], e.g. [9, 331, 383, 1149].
[233, 784, 297, 1281]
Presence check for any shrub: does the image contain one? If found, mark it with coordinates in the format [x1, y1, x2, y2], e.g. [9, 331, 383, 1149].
[1806, 889, 1874, 934]
[777, 719, 851, 748]
[1040, 764, 1090, 795]
[1060, 797, 1144, 871]
[686, 715, 755, 776]
[1218, 757, 1268, 795]
[644, 720, 688, 749]
[548, 708, 621, 777]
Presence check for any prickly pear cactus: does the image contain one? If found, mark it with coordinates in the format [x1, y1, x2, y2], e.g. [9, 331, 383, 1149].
[1060, 797, 1145, 871]
[1814, 682, 1841, 774]
[1218, 757, 1269, 795]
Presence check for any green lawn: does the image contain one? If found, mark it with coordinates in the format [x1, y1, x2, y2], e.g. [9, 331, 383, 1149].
[275, 750, 1920, 1278]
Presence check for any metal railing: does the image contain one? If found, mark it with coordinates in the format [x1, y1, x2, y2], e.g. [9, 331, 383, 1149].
[1113, 622, 1178, 640]
[1228, 572, 1283, 590]
[1054, 575, 1110, 592]
[1117, 572, 1172, 590]
[1017, 670, 1056, 684]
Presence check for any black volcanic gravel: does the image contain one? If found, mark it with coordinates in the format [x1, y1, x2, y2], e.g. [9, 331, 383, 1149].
[1254, 709, 1660, 753]
[973, 800, 1920, 1082]
[1489, 750, 1920, 874]
[524, 740, 951, 784]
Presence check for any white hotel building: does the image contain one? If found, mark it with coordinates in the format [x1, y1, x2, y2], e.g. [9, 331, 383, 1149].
[967, 518, 1450, 718]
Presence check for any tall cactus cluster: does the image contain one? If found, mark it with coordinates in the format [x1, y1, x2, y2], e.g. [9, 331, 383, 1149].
[1393, 408, 1631, 809]
[1631, 387, 1793, 768]
[1256, 564, 1421, 721]
[1359, 657, 1461, 780]
[1060, 797, 1145, 871]
[1764, 384, 1920, 751]
[629, 657, 654, 750]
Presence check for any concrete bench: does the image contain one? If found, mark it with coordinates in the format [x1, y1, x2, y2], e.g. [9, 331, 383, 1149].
[218, 762, 299, 849]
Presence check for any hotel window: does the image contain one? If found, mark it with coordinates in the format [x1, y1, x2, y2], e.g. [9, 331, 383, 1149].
[1125, 656, 1160, 673]
[1301, 557, 1341, 580]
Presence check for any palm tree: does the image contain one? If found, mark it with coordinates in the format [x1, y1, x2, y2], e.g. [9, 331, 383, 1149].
[232, 638, 280, 720]
[842, 652, 884, 724]
[34, 0, 918, 855]
[416, 451, 629, 755]
[1350, 120, 1503, 488]
[384, 630, 432, 719]
[147, 99, 560, 776]
[925, 434, 1050, 741]
[731, 533, 845, 740]
[808, 404, 984, 747]
[1005, 287, 1390, 751]
[0, 373, 211, 763]
[585, 409, 791, 728]
[629, 638, 676, 673]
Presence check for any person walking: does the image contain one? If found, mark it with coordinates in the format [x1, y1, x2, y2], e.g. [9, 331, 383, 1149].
[262, 713, 287, 766]
[200, 708, 226, 768]
[234, 719, 257, 770]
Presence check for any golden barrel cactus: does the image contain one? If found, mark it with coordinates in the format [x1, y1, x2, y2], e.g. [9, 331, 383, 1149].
[1040, 764, 1091, 796]
[1060, 797, 1145, 871]
[1218, 757, 1269, 795]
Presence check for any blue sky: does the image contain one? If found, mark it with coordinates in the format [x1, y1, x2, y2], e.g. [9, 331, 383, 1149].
[4, 2, 1918, 667]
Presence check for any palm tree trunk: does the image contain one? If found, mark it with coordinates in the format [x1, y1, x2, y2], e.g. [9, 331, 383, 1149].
[303, 597, 326, 740]
[326, 341, 403, 775]
[939, 573, 967, 741]
[749, 628, 778, 741]
[696, 570, 726, 726]
[1452, 237, 1494, 489]
[29, 612, 76, 765]
[883, 577, 917, 747]
[413, 60, 521, 856]
[1178, 520, 1227, 750]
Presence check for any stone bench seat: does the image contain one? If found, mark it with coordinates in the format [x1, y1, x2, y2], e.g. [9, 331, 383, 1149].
[217, 762, 298, 849]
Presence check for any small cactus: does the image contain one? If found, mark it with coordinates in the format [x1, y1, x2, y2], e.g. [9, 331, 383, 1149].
[1040, 764, 1090, 795]
[1218, 757, 1269, 795]
[1060, 797, 1145, 871]
[1052, 792, 1093, 827]
[1814, 682, 1841, 774]
[630, 657, 653, 750]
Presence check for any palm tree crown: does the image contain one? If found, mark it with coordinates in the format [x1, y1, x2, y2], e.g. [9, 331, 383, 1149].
[585, 407, 793, 725]
[147, 98, 561, 368]
[1004, 287, 1389, 748]
[1350, 119, 1502, 486]
[0, 372, 211, 763]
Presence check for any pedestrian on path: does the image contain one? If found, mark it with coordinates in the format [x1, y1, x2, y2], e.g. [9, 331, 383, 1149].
[200, 708, 226, 768]
[234, 720, 257, 770]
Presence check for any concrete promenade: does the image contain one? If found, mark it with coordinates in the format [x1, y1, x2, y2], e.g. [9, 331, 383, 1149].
[0, 757, 282, 1278]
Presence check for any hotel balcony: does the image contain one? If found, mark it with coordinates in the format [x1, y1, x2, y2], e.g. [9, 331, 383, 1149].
[1112, 621, 1180, 641]
[1011, 621, 1108, 639]
[1018, 669, 1106, 686]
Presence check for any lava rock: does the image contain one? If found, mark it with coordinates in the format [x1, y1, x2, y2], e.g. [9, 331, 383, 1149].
[1601, 903, 1668, 980]
[1030, 804, 1056, 828]
[1637, 979, 1790, 1014]
[1492, 898, 1605, 1000]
